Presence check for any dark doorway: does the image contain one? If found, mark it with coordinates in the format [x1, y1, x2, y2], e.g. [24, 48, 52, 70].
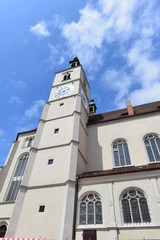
[0, 225, 7, 237]
[83, 230, 97, 240]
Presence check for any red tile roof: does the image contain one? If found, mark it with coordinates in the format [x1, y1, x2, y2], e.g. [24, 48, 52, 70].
[88, 101, 160, 125]
[78, 162, 160, 179]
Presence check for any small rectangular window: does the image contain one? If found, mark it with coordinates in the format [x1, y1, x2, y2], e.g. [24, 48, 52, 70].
[60, 103, 64, 106]
[54, 128, 59, 134]
[39, 205, 45, 212]
[48, 159, 54, 165]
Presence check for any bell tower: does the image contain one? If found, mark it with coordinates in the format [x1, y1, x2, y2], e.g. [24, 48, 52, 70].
[6, 58, 90, 240]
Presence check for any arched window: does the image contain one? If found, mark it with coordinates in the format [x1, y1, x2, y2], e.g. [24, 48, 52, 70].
[0, 225, 7, 237]
[63, 75, 67, 80]
[68, 73, 71, 79]
[80, 193, 102, 225]
[5, 153, 29, 202]
[144, 134, 160, 162]
[23, 137, 34, 148]
[113, 139, 131, 166]
[121, 188, 151, 224]
[63, 73, 71, 81]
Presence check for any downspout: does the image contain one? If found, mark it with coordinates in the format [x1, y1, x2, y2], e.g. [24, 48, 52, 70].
[72, 176, 79, 240]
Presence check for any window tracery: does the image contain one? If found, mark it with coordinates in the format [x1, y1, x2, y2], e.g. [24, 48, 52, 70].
[113, 139, 131, 166]
[80, 193, 102, 225]
[121, 188, 151, 224]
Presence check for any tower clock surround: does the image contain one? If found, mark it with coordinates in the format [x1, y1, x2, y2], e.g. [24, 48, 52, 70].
[55, 84, 74, 98]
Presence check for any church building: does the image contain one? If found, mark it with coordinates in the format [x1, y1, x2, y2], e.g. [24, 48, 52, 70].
[0, 57, 160, 240]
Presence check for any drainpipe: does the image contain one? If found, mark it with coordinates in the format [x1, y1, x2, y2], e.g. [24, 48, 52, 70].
[72, 176, 79, 240]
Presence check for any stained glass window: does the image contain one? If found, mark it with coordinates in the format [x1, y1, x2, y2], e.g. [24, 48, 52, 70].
[80, 193, 102, 225]
[121, 189, 151, 224]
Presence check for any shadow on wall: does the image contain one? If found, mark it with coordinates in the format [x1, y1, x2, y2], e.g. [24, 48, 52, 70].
[87, 126, 103, 172]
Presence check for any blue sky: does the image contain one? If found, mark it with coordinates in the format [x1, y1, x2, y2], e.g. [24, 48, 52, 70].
[0, 0, 160, 165]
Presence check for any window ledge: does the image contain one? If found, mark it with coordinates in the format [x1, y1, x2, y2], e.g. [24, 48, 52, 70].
[113, 165, 134, 169]
[76, 224, 160, 231]
[119, 224, 159, 229]
[148, 161, 160, 165]
[0, 201, 15, 205]
[77, 224, 106, 230]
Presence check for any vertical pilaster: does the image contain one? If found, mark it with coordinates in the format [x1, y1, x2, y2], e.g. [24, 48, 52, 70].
[150, 178, 160, 214]
[60, 181, 76, 240]
[107, 182, 118, 240]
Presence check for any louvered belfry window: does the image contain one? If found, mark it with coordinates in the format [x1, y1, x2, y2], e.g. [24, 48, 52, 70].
[144, 134, 160, 162]
[80, 193, 103, 225]
[121, 189, 151, 224]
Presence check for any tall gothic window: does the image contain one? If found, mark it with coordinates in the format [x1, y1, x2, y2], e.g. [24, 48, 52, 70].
[144, 134, 160, 162]
[121, 188, 151, 224]
[80, 193, 103, 225]
[113, 139, 131, 166]
[5, 153, 29, 202]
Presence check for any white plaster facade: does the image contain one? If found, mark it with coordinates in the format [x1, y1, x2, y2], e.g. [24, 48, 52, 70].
[0, 57, 160, 240]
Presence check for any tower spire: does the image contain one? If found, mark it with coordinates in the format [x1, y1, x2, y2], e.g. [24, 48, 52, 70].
[89, 95, 97, 114]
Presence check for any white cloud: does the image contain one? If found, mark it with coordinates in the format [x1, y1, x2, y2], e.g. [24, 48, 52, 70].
[12, 80, 27, 89]
[48, 43, 58, 56]
[47, 44, 66, 68]
[130, 83, 160, 106]
[25, 100, 45, 119]
[58, 55, 65, 65]
[50, 15, 65, 29]
[30, 21, 51, 37]
[102, 69, 132, 103]
[64, 6, 105, 48]
[101, 0, 138, 37]
[62, 5, 106, 68]
[9, 96, 22, 105]
[61, 0, 160, 106]
[62, 0, 140, 69]
[0, 129, 4, 137]
[127, 40, 160, 88]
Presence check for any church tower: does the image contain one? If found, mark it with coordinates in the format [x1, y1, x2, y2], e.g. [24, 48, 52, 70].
[1, 56, 160, 240]
[6, 57, 89, 240]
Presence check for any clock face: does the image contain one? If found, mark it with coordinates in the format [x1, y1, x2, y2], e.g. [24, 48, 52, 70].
[55, 84, 74, 98]
[81, 90, 88, 109]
